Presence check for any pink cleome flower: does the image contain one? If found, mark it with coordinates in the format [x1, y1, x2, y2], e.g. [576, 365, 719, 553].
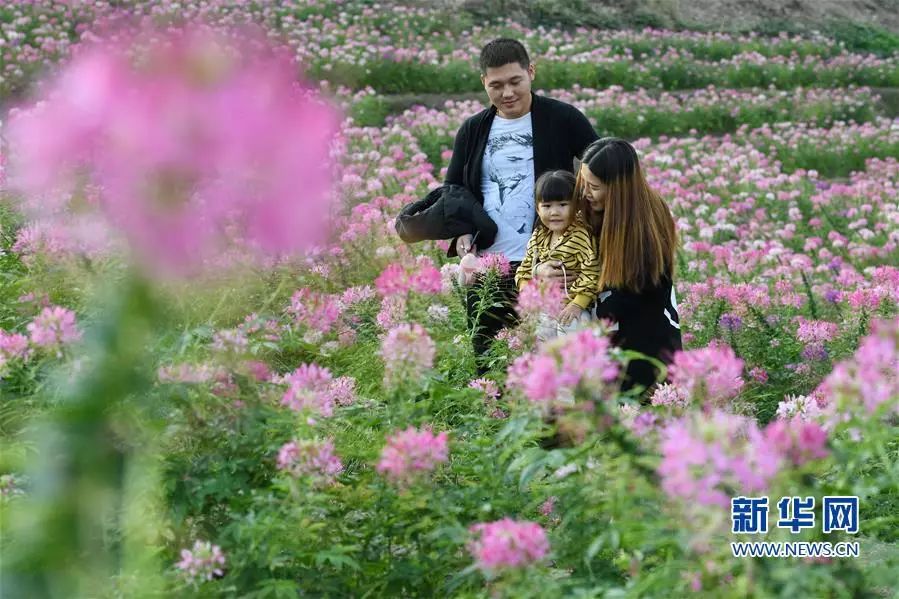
[0, 331, 31, 363]
[650, 383, 689, 408]
[375, 256, 443, 297]
[516, 277, 566, 318]
[375, 295, 407, 331]
[479, 253, 512, 277]
[276, 438, 343, 483]
[280, 364, 356, 417]
[26, 306, 81, 350]
[288, 288, 342, 335]
[467, 518, 549, 574]
[763, 418, 829, 466]
[669, 343, 744, 406]
[794, 318, 839, 344]
[815, 317, 899, 417]
[658, 410, 783, 509]
[506, 329, 619, 406]
[376, 426, 449, 484]
[539, 496, 558, 517]
[468, 378, 500, 401]
[175, 540, 226, 584]
[379, 323, 435, 388]
[7, 26, 340, 276]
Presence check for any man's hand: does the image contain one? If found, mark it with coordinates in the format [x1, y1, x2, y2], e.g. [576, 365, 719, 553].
[558, 303, 584, 326]
[456, 233, 475, 255]
[534, 260, 565, 284]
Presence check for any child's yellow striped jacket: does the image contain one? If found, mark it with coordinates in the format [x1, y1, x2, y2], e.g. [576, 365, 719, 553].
[515, 214, 600, 309]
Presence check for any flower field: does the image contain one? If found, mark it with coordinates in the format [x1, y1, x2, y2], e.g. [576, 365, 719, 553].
[1, 1, 898, 597]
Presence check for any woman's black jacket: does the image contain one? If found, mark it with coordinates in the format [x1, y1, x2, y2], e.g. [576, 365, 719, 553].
[594, 275, 683, 394]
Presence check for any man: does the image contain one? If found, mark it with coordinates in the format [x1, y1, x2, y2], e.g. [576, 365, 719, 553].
[445, 38, 598, 373]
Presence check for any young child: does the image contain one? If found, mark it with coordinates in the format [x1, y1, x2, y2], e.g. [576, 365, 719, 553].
[515, 170, 600, 338]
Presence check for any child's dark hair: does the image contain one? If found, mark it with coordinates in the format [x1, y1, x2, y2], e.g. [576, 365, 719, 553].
[534, 170, 576, 230]
[536, 170, 575, 203]
[479, 38, 530, 74]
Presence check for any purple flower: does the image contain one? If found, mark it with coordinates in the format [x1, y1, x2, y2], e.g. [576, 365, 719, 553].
[719, 312, 742, 332]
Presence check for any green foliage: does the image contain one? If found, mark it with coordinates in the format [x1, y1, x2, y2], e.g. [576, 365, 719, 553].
[348, 94, 394, 127]
[313, 57, 899, 94]
[824, 22, 899, 57]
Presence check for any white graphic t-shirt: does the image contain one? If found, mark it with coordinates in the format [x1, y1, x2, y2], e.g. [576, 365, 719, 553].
[480, 112, 535, 262]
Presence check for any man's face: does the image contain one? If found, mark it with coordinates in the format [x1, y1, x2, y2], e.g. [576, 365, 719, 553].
[481, 62, 535, 119]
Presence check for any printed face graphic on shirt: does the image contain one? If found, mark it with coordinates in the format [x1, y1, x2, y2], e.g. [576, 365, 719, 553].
[484, 132, 534, 234]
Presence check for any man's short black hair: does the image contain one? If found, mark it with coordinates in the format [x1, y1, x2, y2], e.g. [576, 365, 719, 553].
[479, 38, 530, 74]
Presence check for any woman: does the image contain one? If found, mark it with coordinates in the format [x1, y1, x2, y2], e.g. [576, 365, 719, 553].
[538, 138, 682, 396]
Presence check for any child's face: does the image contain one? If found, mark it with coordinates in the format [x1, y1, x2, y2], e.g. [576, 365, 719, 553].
[538, 199, 574, 234]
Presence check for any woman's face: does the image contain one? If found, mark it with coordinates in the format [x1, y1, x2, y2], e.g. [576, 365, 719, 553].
[579, 164, 607, 213]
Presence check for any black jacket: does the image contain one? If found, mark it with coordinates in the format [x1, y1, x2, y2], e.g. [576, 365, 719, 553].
[594, 275, 683, 395]
[445, 92, 599, 206]
[395, 184, 497, 248]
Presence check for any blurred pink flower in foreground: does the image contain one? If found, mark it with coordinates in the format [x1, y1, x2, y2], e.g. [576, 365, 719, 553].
[506, 329, 619, 406]
[375, 257, 443, 296]
[658, 410, 782, 509]
[376, 426, 448, 484]
[276, 438, 343, 484]
[0, 331, 31, 364]
[26, 306, 82, 352]
[669, 343, 744, 406]
[288, 288, 342, 334]
[7, 26, 339, 276]
[468, 518, 549, 574]
[516, 277, 566, 318]
[816, 317, 899, 417]
[176, 540, 226, 584]
[379, 323, 435, 388]
[280, 364, 356, 417]
[763, 418, 829, 466]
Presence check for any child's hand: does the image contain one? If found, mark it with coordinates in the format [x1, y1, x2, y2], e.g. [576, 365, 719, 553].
[558, 303, 583, 326]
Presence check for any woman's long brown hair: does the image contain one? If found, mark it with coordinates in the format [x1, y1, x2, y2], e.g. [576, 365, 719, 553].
[576, 138, 677, 293]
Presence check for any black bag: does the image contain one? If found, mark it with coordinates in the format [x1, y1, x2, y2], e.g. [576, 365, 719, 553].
[395, 184, 497, 250]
